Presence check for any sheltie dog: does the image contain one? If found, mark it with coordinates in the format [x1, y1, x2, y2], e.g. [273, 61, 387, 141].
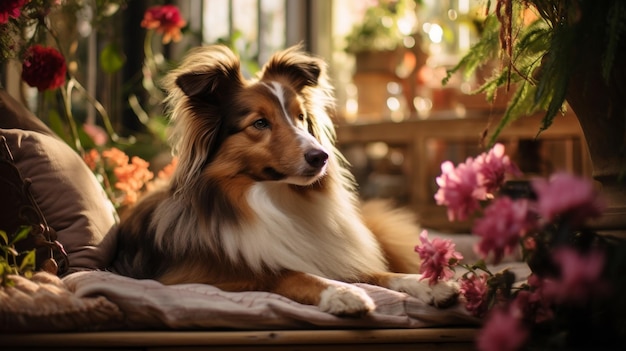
[111, 45, 458, 315]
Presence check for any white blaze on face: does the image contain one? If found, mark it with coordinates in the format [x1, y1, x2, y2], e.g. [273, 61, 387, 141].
[262, 81, 328, 186]
[264, 81, 293, 126]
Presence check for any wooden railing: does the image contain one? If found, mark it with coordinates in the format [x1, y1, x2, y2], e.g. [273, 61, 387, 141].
[336, 111, 591, 232]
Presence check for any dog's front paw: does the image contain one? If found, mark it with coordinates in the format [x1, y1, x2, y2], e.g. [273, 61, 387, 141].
[430, 279, 460, 308]
[388, 275, 459, 308]
[319, 284, 375, 316]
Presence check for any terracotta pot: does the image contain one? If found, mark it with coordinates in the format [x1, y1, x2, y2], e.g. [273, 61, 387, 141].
[354, 50, 404, 73]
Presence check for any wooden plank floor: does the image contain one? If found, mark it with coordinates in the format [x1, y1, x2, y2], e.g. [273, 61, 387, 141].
[4, 328, 478, 350]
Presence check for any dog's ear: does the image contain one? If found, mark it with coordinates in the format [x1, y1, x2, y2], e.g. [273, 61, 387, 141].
[261, 46, 324, 92]
[170, 46, 244, 104]
[175, 72, 217, 98]
[175, 68, 242, 104]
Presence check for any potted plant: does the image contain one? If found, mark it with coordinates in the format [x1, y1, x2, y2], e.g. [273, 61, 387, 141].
[446, 0, 626, 232]
[345, 0, 422, 72]
[343, 0, 427, 119]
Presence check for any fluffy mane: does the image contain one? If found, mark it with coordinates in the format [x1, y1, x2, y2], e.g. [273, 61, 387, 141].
[147, 45, 386, 279]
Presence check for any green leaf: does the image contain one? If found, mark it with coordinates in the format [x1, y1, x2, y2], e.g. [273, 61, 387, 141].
[147, 115, 170, 143]
[471, 259, 488, 272]
[19, 250, 36, 273]
[78, 126, 97, 150]
[444, 15, 501, 85]
[100, 43, 126, 74]
[9, 226, 30, 246]
[488, 80, 537, 146]
[0, 230, 8, 245]
[47, 109, 73, 146]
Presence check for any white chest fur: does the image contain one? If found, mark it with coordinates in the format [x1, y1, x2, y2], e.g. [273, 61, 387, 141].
[219, 182, 388, 280]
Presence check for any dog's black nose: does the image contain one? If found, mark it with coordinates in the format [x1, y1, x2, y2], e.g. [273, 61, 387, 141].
[305, 149, 328, 168]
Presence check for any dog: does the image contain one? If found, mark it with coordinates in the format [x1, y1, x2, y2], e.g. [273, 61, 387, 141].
[111, 45, 458, 316]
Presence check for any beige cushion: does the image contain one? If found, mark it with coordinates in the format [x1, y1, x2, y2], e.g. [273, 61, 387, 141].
[0, 272, 122, 332]
[1, 129, 118, 272]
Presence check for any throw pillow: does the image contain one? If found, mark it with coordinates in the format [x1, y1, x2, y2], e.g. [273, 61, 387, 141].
[0, 129, 118, 273]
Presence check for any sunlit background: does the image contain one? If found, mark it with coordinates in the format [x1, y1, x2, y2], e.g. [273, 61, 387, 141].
[0, 0, 591, 231]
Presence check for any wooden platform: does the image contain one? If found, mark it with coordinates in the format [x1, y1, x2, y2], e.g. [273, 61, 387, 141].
[4, 328, 478, 350]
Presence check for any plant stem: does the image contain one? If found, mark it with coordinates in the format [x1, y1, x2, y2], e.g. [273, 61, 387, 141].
[60, 82, 83, 152]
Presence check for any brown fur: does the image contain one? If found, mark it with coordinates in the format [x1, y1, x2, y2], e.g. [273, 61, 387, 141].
[111, 45, 457, 315]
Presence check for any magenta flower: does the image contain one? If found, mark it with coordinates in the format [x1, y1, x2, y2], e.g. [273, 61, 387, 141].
[434, 159, 485, 221]
[414, 230, 463, 285]
[476, 307, 528, 351]
[541, 248, 606, 304]
[0, 0, 28, 24]
[473, 197, 533, 263]
[474, 143, 522, 194]
[83, 123, 108, 146]
[434, 143, 521, 222]
[460, 273, 489, 317]
[512, 287, 554, 324]
[531, 172, 604, 226]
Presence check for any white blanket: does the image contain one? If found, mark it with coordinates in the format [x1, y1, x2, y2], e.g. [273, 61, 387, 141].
[64, 270, 485, 330]
[59, 231, 531, 331]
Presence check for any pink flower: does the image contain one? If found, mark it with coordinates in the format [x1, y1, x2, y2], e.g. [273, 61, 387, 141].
[141, 5, 187, 44]
[511, 287, 554, 324]
[0, 0, 28, 24]
[541, 248, 606, 304]
[531, 172, 604, 226]
[21, 45, 67, 91]
[473, 197, 533, 263]
[460, 273, 489, 317]
[434, 143, 522, 222]
[476, 308, 528, 351]
[474, 143, 521, 194]
[83, 123, 108, 146]
[434, 159, 486, 221]
[415, 230, 463, 285]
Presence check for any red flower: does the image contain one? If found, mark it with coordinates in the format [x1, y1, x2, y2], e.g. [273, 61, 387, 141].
[0, 0, 28, 24]
[21, 45, 67, 91]
[141, 5, 187, 44]
[415, 230, 463, 285]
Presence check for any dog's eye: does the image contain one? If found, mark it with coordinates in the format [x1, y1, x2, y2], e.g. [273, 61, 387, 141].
[253, 118, 270, 130]
[297, 113, 305, 121]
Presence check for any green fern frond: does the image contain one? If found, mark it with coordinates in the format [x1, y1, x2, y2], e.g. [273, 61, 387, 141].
[443, 15, 501, 85]
[489, 79, 543, 146]
[446, 0, 623, 148]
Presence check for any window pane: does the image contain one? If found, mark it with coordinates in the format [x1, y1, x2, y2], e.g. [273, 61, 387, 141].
[203, 0, 230, 43]
[259, 0, 286, 63]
